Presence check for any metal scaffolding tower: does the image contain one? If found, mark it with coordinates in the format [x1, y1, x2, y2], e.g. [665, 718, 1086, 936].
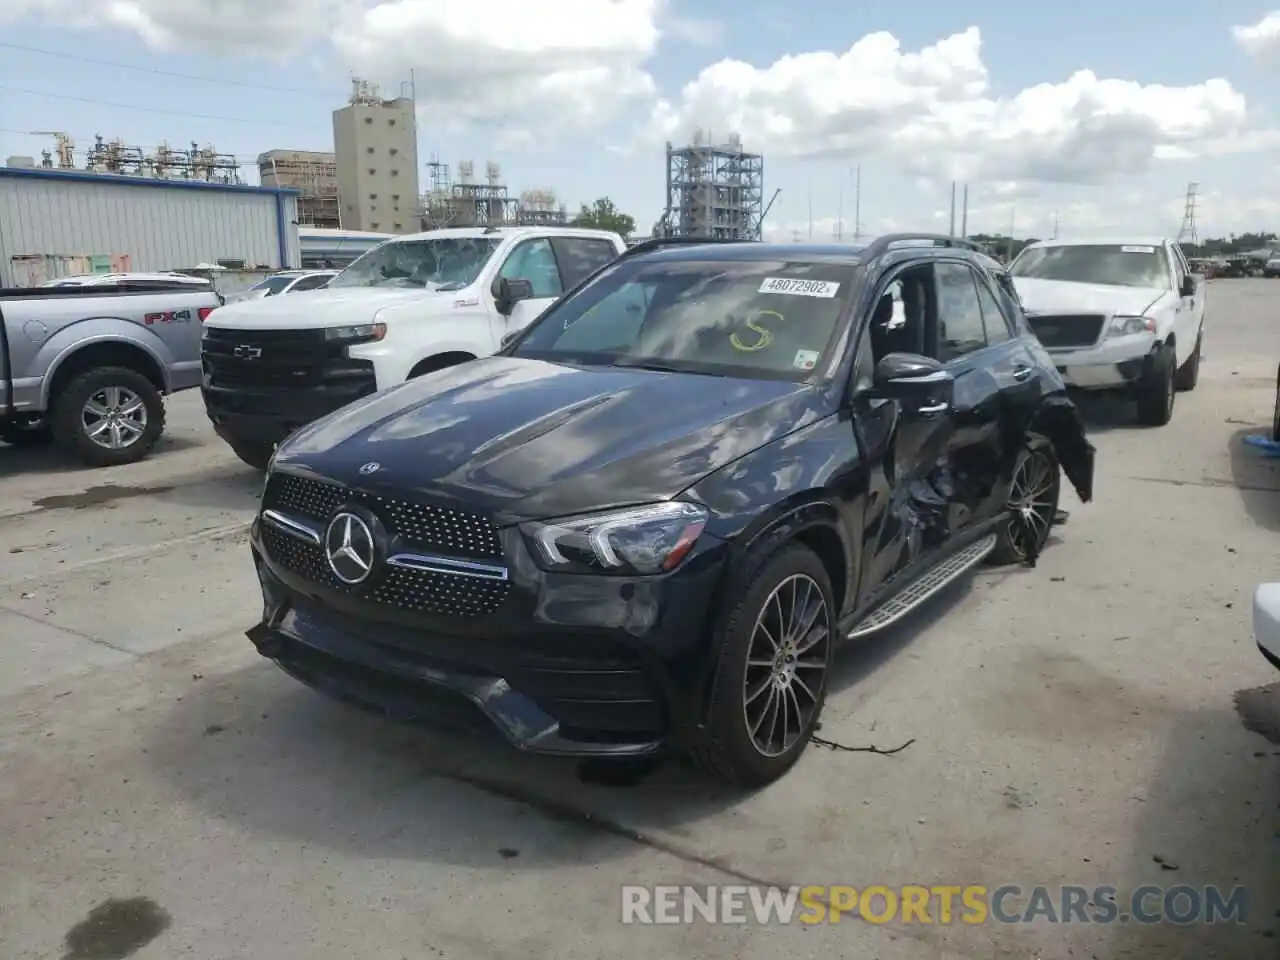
[1177, 182, 1199, 246]
[659, 130, 764, 240]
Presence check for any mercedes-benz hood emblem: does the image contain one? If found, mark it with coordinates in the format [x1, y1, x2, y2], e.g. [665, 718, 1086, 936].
[324, 511, 376, 585]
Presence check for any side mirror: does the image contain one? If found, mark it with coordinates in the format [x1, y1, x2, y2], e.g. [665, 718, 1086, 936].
[491, 276, 535, 315]
[1179, 275, 1196, 297]
[868, 352, 954, 415]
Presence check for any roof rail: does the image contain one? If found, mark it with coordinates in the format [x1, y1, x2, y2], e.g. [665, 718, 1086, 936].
[859, 233, 983, 258]
[617, 235, 751, 260]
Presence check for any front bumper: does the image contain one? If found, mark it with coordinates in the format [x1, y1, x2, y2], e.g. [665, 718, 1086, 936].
[202, 376, 376, 446]
[1253, 583, 1280, 671]
[247, 516, 728, 756]
[1048, 333, 1159, 390]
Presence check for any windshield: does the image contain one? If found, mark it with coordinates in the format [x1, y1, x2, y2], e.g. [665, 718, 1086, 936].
[251, 276, 298, 296]
[512, 258, 856, 380]
[1010, 244, 1171, 288]
[328, 236, 503, 291]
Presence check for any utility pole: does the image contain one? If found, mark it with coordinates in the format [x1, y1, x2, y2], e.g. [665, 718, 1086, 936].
[1053, 210, 1059, 240]
[807, 179, 813, 241]
[960, 184, 969, 238]
[949, 181, 957, 236]
[853, 164, 862, 243]
[1006, 206, 1016, 261]
[836, 178, 844, 242]
[1177, 183, 1199, 246]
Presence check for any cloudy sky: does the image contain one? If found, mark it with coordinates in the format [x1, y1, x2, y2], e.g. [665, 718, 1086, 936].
[2, 1, 1280, 241]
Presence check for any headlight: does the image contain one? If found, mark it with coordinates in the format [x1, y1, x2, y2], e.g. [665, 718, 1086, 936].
[326, 322, 387, 342]
[1106, 315, 1156, 337]
[520, 501, 709, 576]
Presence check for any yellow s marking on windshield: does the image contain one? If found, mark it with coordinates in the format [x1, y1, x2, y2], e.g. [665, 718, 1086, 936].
[730, 310, 784, 352]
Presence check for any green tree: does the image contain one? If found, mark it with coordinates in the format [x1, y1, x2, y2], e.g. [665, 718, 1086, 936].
[570, 197, 636, 238]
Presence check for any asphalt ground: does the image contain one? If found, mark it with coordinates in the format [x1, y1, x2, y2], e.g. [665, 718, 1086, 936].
[1, 280, 1277, 959]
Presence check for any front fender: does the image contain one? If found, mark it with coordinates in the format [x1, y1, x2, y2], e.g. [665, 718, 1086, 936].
[35, 318, 174, 406]
[1030, 394, 1095, 503]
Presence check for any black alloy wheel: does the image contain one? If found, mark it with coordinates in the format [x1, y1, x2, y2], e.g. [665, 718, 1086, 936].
[989, 436, 1061, 565]
[693, 543, 835, 787]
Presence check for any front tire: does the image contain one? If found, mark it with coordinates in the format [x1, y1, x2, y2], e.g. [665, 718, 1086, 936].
[989, 435, 1061, 565]
[227, 440, 274, 471]
[692, 544, 835, 788]
[1135, 345, 1176, 427]
[1174, 331, 1202, 392]
[51, 367, 166, 467]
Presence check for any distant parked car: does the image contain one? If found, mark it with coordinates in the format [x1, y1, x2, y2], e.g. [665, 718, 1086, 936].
[1263, 259, 1280, 278]
[224, 270, 338, 304]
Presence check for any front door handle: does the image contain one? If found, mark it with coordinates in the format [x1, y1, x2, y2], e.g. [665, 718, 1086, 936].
[917, 401, 949, 416]
[1012, 364, 1033, 382]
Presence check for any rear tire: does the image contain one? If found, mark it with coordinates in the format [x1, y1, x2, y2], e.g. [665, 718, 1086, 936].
[691, 543, 835, 788]
[988, 435, 1061, 566]
[1135, 345, 1176, 427]
[51, 367, 165, 467]
[1173, 331, 1202, 392]
[228, 440, 274, 471]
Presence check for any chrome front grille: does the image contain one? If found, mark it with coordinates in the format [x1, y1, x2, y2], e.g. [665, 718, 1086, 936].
[260, 472, 509, 617]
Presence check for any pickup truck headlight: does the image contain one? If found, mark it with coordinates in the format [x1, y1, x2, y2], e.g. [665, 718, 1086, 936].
[1106, 315, 1156, 337]
[520, 501, 708, 576]
[326, 322, 387, 342]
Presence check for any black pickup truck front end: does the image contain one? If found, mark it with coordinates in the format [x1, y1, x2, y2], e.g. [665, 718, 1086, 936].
[201, 325, 381, 457]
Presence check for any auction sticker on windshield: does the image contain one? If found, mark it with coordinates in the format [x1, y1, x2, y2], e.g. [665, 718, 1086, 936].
[759, 278, 840, 298]
[1120, 246, 1156, 254]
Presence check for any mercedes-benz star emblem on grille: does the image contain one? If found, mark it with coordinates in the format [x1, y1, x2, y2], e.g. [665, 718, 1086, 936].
[233, 345, 263, 359]
[324, 512, 375, 585]
[358, 462, 380, 475]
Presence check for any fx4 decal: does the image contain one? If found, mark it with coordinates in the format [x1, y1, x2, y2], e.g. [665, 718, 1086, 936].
[144, 309, 193, 325]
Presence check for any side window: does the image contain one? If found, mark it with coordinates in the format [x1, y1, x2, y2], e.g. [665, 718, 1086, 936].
[1168, 245, 1188, 291]
[934, 262, 987, 362]
[973, 273, 1013, 345]
[289, 276, 327, 292]
[552, 238, 619, 288]
[550, 282, 653, 352]
[499, 239, 563, 299]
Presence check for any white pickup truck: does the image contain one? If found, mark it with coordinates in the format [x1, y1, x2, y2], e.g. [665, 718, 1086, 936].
[1008, 237, 1205, 426]
[200, 225, 627, 468]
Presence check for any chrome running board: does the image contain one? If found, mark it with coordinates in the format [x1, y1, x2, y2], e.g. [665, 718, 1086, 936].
[847, 533, 997, 640]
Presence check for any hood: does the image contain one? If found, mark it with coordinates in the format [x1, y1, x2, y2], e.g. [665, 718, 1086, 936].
[1013, 277, 1168, 317]
[274, 356, 824, 520]
[203, 285, 454, 330]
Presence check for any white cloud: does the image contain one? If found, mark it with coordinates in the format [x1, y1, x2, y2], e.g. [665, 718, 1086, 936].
[649, 27, 1252, 185]
[1233, 11, 1280, 60]
[1, 0, 353, 55]
[334, 0, 663, 137]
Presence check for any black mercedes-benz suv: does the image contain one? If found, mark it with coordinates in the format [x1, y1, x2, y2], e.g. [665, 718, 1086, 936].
[246, 234, 1095, 787]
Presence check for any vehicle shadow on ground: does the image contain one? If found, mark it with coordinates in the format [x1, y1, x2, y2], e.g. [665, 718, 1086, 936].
[1227, 426, 1280, 532]
[142, 576, 999, 870]
[1103, 702, 1280, 959]
[0, 433, 203, 478]
[150, 467, 263, 512]
[144, 656, 750, 869]
[1068, 391, 1141, 434]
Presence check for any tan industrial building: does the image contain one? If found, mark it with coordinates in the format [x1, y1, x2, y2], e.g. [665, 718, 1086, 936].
[258, 149, 339, 229]
[332, 80, 420, 234]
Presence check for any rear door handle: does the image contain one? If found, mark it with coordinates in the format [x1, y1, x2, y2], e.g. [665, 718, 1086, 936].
[1012, 364, 1033, 382]
[917, 401, 949, 416]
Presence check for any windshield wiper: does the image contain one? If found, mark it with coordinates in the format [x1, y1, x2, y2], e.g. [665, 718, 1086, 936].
[609, 359, 682, 373]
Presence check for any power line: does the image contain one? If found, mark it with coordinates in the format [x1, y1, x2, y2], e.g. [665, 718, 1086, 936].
[0, 85, 293, 125]
[0, 41, 334, 97]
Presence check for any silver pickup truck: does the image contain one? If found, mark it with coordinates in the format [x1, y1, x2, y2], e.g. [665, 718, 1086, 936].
[0, 282, 223, 466]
